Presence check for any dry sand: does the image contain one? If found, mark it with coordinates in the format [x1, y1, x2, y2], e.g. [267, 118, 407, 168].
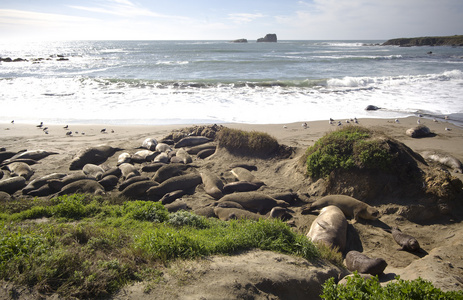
[1, 116, 462, 298]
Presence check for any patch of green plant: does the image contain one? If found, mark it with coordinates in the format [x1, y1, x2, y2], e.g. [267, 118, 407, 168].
[123, 200, 168, 223]
[135, 218, 319, 262]
[167, 210, 210, 229]
[305, 126, 395, 178]
[321, 272, 463, 300]
[216, 127, 280, 157]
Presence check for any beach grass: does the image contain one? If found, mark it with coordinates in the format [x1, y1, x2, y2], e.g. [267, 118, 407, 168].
[0, 194, 324, 297]
[216, 127, 280, 157]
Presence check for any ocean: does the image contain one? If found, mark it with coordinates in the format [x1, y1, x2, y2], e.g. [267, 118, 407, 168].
[1, 40, 462, 125]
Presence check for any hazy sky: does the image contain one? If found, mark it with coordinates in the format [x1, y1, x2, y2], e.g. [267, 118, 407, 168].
[1, 0, 462, 41]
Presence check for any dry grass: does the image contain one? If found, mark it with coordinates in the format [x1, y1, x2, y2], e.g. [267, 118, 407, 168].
[216, 128, 280, 157]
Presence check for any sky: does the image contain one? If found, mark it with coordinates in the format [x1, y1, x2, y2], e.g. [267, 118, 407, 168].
[0, 0, 462, 41]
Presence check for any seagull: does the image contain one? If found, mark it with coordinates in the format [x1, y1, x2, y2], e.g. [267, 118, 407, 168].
[66, 131, 72, 136]
[445, 127, 451, 131]
[354, 117, 358, 124]
[63, 125, 69, 129]
[345, 120, 350, 124]
[44, 130, 49, 134]
[329, 118, 334, 122]
[417, 119, 421, 124]
[101, 128, 106, 133]
[302, 122, 308, 129]
[111, 129, 115, 133]
[433, 118, 437, 122]
[36, 122, 43, 128]
[283, 125, 288, 129]
[444, 116, 449, 120]
[337, 121, 342, 126]
[42, 127, 48, 131]
[11, 120, 14, 124]
[395, 119, 400, 123]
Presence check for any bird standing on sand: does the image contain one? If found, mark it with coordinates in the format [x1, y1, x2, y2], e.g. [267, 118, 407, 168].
[417, 119, 421, 124]
[63, 125, 69, 129]
[395, 119, 400, 123]
[66, 131, 72, 136]
[37, 122, 43, 128]
[302, 122, 308, 129]
[101, 128, 106, 133]
[11, 120, 14, 124]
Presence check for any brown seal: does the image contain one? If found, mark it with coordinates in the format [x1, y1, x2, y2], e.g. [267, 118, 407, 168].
[391, 227, 420, 252]
[70, 145, 122, 170]
[0, 176, 27, 194]
[118, 163, 140, 180]
[307, 205, 347, 252]
[57, 179, 105, 196]
[345, 250, 387, 276]
[146, 173, 202, 198]
[223, 181, 261, 194]
[153, 163, 189, 183]
[5, 162, 34, 180]
[303, 195, 379, 222]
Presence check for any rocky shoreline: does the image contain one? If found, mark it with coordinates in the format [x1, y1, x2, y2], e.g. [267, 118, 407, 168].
[382, 35, 463, 47]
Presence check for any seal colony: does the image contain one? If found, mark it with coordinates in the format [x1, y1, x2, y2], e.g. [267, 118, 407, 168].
[1, 117, 463, 295]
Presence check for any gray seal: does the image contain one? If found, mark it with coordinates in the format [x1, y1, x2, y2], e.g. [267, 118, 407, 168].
[223, 181, 261, 194]
[22, 173, 67, 195]
[83, 164, 105, 180]
[9, 150, 58, 161]
[140, 138, 158, 151]
[174, 136, 211, 148]
[57, 179, 105, 196]
[4, 162, 34, 180]
[391, 227, 421, 252]
[70, 145, 122, 170]
[345, 250, 387, 276]
[118, 163, 140, 180]
[230, 167, 264, 186]
[307, 205, 347, 252]
[153, 163, 189, 183]
[119, 180, 158, 199]
[303, 195, 379, 222]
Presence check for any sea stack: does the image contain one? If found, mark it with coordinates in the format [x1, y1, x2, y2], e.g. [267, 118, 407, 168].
[257, 34, 277, 43]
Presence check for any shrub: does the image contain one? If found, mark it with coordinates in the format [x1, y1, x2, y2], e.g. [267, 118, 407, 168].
[123, 201, 169, 222]
[167, 211, 209, 229]
[216, 127, 280, 157]
[305, 126, 395, 178]
[321, 273, 463, 300]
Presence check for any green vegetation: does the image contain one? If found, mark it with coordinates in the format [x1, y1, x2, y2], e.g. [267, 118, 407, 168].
[321, 273, 463, 300]
[382, 35, 463, 46]
[304, 126, 395, 178]
[216, 127, 280, 157]
[0, 194, 321, 298]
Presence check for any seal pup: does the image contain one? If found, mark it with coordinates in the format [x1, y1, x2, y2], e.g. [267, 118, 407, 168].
[82, 164, 105, 180]
[302, 195, 379, 222]
[345, 250, 387, 276]
[200, 170, 224, 199]
[155, 143, 172, 153]
[406, 125, 432, 138]
[218, 192, 289, 214]
[390, 227, 421, 252]
[175, 148, 193, 164]
[70, 145, 122, 170]
[307, 205, 348, 252]
[118, 163, 140, 180]
[117, 152, 132, 166]
[420, 150, 463, 173]
[153, 152, 169, 163]
[131, 150, 157, 163]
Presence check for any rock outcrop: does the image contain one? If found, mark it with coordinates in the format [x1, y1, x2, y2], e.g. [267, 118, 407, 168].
[231, 39, 248, 43]
[382, 35, 463, 47]
[257, 34, 277, 43]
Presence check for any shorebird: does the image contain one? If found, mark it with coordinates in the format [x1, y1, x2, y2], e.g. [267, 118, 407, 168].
[42, 127, 48, 131]
[11, 120, 14, 124]
[66, 131, 72, 136]
[36, 122, 43, 128]
[417, 119, 421, 124]
[111, 129, 115, 133]
[354, 117, 358, 124]
[445, 127, 451, 131]
[63, 125, 69, 129]
[395, 119, 400, 123]
[283, 125, 287, 129]
[302, 122, 308, 129]
[101, 128, 106, 133]
[337, 121, 342, 126]
[433, 118, 438, 122]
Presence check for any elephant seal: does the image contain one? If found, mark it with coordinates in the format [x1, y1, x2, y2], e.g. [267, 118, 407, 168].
[230, 167, 264, 186]
[118, 175, 150, 191]
[229, 163, 258, 171]
[139, 138, 158, 151]
[307, 206, 347, 252]
[303, 195, 379, 222]
[164, 200, 189, 213]
[218, 192, 289, 214]
[223, 181, 261, 194]
[118, 163, 140, 180]
[214, 207, 262, 221]
[268, 207, 289, 219]
[146, 173, 202, 198]
[345, 250, 387, 276]
[153, 152, 169, 163]
[391, 227, 420, 252]
[98, 175, 119, 191]
[365, 105, 380, 111]
[48, 172, 88, 192]
[406, 125, 432, 138]
[155, 143, 172, 153]
[57, 179, 105, 196]
[4, 162, 34, 180]
[83, 164, 105, 180]
[0, 151, 22, 164]
[132, 150, 157, 163]
[420, 150, 463, 173]
[0, 158, 39, 167]
[141, 162, 167, 173]
[174, 148, 193, 164]
[186, 143, 216, 155]
[153, 163, 189, 183]
[22, 173, 66, 195]
[70, 145, 122, 170]
[0, 191, 11, 201]
[100, 167, 122, 179]
[174, 136, 211, 148]
[117, 152, 132, 166]
[197, 148, 216, 159]
[10, 150, 58, 161]
[119, 180, 158, 199]
[200, 170, 224, 199]
[0, 176, 27, 194]
[160, 190, 186, 205]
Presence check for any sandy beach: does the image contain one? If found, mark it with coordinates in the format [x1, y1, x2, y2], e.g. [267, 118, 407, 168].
[1, 116, 463, 298]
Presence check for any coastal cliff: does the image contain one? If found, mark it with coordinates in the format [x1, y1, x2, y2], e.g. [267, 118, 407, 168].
[382, 35, 463, 46]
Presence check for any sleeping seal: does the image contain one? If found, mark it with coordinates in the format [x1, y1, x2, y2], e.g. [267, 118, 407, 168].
[302, 195, 379, 222]
[218, 192, 289, 214]
[200, 170, 224, 199]
[70, 145, 122, 170]
[345, 250, 387, 276]
[307, 205, 347, 252]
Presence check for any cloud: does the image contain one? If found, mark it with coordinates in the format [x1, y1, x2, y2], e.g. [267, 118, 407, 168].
[228, 13, 264, 24]
[0, 9, 95, 26]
